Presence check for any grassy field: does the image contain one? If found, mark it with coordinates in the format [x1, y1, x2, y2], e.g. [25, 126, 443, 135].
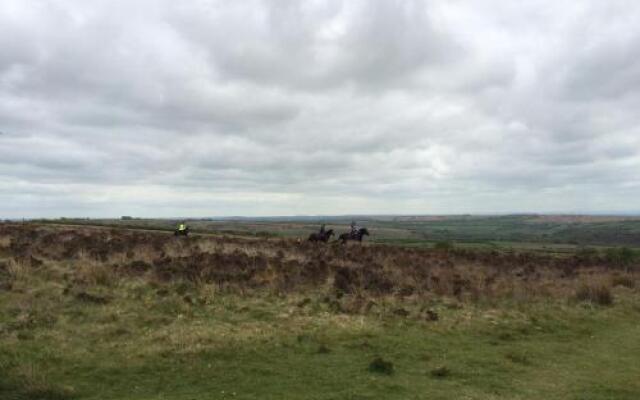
[2, 283, 640, 400]
[37, 214, 640, 252]
[1, 223, 639, 399]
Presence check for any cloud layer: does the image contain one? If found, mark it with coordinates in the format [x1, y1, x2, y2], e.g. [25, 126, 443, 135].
[1, 0, 640, 217]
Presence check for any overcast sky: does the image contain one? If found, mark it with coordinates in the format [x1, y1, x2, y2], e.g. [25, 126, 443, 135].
[1, 0, 640, 218]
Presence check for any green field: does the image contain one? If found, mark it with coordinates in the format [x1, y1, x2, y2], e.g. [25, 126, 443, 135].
[2, 280, 640, 400]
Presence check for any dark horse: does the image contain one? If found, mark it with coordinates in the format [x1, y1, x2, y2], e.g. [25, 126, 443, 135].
[308, 229, 334, 243]
[338, 227, 369, 244]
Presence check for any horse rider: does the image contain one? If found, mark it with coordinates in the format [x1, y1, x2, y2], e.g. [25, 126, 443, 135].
[350, 220, 359, 238]
[177, 221, 187, 232]
[319, 224, 326, 237]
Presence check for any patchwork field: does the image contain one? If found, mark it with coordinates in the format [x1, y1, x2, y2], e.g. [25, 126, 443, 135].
[1, 223, 639, 399]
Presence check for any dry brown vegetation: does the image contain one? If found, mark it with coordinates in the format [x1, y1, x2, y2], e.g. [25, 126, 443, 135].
[1, 223, 637, 310]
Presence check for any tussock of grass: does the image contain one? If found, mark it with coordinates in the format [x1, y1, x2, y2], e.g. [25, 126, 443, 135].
[574, 283, 614, 306]
[74, 262, 117, 287]
[611, 274, 636, 289]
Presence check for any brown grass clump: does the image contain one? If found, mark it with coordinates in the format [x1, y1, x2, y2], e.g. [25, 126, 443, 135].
[74, 262, 118, 287]
[610, 273, 636, 289]
[574, 282, 614, 306]
[0, 258, 30, 290]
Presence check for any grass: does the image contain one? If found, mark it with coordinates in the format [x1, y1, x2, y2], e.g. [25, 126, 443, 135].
[1, 276, 639, 400]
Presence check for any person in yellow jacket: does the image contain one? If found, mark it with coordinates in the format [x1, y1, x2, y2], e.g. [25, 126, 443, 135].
[175, 221, 189, 236]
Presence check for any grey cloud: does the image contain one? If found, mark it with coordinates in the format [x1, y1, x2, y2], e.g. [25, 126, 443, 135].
[1, 0, 640, 218]
[170, 0, 463, 91]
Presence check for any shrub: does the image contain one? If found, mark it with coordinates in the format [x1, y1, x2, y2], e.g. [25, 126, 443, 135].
[574, 283, 613, 306]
